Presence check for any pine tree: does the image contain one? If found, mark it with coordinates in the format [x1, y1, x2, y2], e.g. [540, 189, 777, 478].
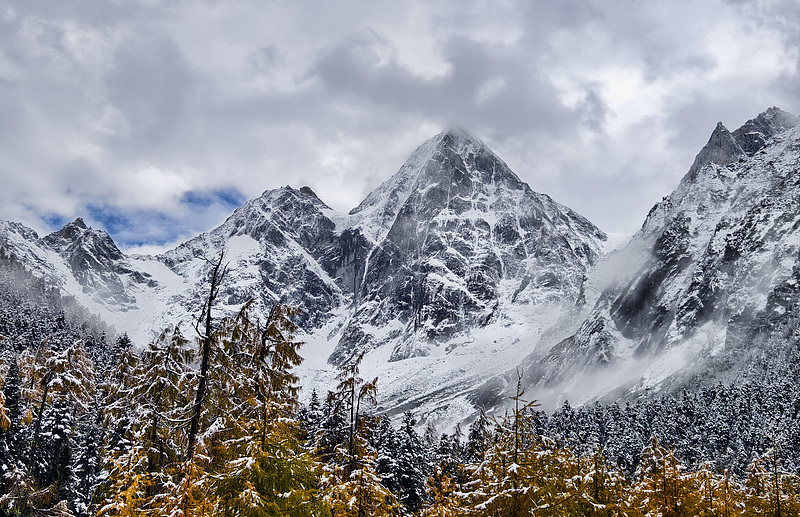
[97, 325, 195, 516]
[464, 410, 489, 464]
[0, 355, 34, 517]
[298, 389, 323, 444]
[0, 356, 24, 477]
[3, 341, 97, 514]
[20, 341, 95, 471]
[322, 353, 398, 517]
[66, 404, 104, 517]
[377, 412, 428, 515]
[209, 301, 326, 516]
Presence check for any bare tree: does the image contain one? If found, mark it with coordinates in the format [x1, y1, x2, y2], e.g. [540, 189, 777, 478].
[186, 252, 226, 461]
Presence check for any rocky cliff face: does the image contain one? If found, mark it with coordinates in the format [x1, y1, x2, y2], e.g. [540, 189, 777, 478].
[158, 185, 346, 330]
[330, 129, 607, 365]
[520, 107, 800, 404]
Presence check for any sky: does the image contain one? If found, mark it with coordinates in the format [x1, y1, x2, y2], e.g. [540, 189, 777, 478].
[1, 0, 798, 252]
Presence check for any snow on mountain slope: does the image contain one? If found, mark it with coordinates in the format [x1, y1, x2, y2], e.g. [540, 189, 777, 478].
[13, 106, 797, 430]
[518, 107, 800, 407]
[328, 129, 608, 367]
[157, 185, 347, 333]
[0, 218, 187, 343]
[0, 128, 612, 430]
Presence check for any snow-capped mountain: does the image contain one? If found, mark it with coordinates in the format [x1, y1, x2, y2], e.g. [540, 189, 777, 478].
[332, 129, 607, 365]
[0, 128, 609, 428]
[4, 108, 799, 429]
[520, 107, 800, 406]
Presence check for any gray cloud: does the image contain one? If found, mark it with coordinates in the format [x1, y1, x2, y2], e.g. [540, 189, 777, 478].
[0, 0, 798, 247]
[106, 36, 195, 153]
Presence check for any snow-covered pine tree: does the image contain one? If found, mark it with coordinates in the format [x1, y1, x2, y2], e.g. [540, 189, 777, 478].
[322, 353, 399, 517]
[464, 409, 489, 464]
[209, 300, 326, 516]
[297, 388, 323, 444]
[12, 340, 95, 514]
[66, 408, 103, 517]
[374, 412, 429, 515]
[0, 355, 24, 475]
[97, 324, 194, 516]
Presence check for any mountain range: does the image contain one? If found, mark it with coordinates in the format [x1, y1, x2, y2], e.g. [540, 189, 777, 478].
[1, 107, 799, 430]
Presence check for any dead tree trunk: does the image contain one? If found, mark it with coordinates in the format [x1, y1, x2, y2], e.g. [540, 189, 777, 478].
[186, 252, 226, 461]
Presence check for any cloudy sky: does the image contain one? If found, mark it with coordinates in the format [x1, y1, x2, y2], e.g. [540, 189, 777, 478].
[1, 0, 798, 251]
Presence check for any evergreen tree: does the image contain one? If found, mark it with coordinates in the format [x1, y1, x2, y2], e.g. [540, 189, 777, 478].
[0, 356, 24, 477]
[96, 325, 194, 516]
[464, 410, 490, 464]
[66, 405, 104, 516]
[322, 353, 398, 517]
[209, 301, 326, 516]
[397, 413, 430, 514]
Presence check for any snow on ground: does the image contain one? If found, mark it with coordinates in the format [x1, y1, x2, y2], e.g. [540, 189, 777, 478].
[600, 232, 632, 254]
[295, 300, 569, 432]
[319, 208, 358, 235]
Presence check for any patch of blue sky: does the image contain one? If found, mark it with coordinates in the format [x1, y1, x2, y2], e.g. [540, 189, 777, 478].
[60, 188, 247, 249]
[41, 213, 70, 232]
[181, 188, 247, 209]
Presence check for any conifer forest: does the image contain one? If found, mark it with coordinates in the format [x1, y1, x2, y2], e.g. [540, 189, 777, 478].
[3, 252, 800, 516]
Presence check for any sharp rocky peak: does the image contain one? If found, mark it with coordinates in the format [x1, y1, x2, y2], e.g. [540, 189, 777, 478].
[272, 185, 331, 211]
[683, 122, 746, 183]
[47, 217, 90, 240]
[683, 107, 799, 185]
[437, 127, 485, 151]
[731, 106, 799, 156]
[39, 217, 128, 286]
[350, 128, 525, 219]
[42, 217, 120, 255]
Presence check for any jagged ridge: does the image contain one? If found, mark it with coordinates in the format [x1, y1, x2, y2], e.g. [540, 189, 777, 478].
[521, 107, 800, 407]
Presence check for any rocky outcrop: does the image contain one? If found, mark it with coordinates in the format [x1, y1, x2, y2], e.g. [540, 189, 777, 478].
[522, 108, 800, 404]
[329, 129, 608, 365]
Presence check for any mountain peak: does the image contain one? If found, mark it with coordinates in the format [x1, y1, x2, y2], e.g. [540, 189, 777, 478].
[436, 127, 494, 157]
[439, 126, 480, 143]
[683, 121, 745, 183]
[255, 184, 331, 213]
[732, 106, 799, 156]
[46, 217, 94, 242]
[349, 128, 523, 222]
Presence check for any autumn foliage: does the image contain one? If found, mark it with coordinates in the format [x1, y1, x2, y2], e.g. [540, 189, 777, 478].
[1, 291, 799, 516]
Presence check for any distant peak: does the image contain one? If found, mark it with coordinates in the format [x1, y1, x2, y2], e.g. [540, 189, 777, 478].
[72, 217, 88, 230]
[438, 127, 485, 148]
[258, 185, 298, 200]
[255, 184, 331, 210]
[441, 127, 473, 139]
[683, 121, 745, 183]
[763, 106, 795, 119]
[299, 185, 317, 197]
[747, 106, 798, 127]
[732, 107, 800, 156]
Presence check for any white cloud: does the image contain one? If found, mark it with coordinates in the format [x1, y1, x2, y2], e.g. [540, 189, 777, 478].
[0, 0, 798, 245]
